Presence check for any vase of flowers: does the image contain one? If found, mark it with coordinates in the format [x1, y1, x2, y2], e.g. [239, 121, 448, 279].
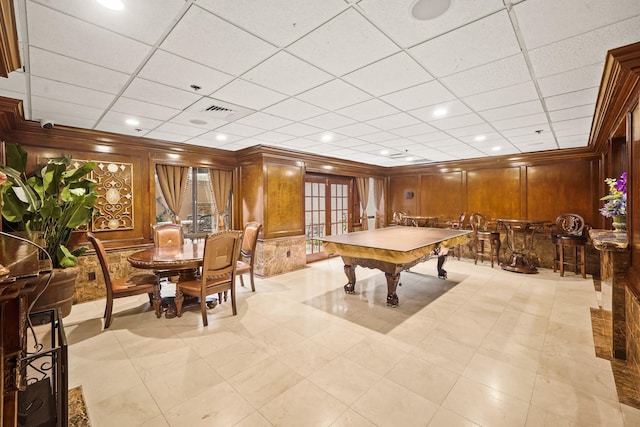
[599, 172, 627, 232]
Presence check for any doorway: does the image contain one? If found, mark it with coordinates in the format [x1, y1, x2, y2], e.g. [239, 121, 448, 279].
[304, 175, 356, 262]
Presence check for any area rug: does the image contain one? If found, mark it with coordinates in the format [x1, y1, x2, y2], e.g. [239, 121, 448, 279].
[304, 270, 459, 333]
[68, 386, 91, 427]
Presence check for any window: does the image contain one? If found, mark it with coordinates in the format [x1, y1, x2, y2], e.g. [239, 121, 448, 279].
[155, 167, 222, 239]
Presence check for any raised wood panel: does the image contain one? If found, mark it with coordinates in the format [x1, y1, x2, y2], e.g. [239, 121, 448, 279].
[264, 162, 304, 238]
[239, 163, 264, 225]
[467, 167, 520, 219]
[388, 175, 418, 218]
[526, 161, 595, 225]
[418, 172, 463, 220]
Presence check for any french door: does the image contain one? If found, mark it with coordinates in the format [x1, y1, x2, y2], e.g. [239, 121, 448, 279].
[305, 175, 356, 262]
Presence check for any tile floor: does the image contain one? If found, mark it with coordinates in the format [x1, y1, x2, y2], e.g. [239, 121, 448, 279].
[60, 256, 640, 426]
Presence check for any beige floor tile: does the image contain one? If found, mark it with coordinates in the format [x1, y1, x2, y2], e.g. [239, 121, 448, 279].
[274, 338, 338, 376]
[352, 377, 439, 427]
[307, 356, 382, 406]
[244, 323, 307, 355]
[330, 409, 377, 426]
[163, 381, 255, 427]
[427, 407, 481, 427]
[462, 353, 537, 401]
[234, 411, 273, 427]
[227, 357, 303, 407]
[343, 336, 408, 375]
[478, 331, 542, 373]
[385, 352, 459, 404]
[203, 338, 271, 379]
[530, 375, 624, 426]
[260, 379, 347, 426]
[442, 376, 530, 427]
[309, 323, 367, 354]
[412, 333, 477, 374]
[89, 383, 162, 427]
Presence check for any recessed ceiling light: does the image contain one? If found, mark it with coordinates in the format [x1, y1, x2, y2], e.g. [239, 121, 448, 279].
[125, 118, 139, 126]
[433, 108, 447, 117]
[474, 135, 486, 142]
[410, 0, 452, 20]
[492, 146, 502, 151]
[380, 149, 390, 156]
[215, 134, 227, 141]
[321, 133, 333, 142]
[96, 0, 124, 11]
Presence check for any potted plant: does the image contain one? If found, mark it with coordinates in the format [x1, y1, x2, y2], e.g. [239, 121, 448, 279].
[0, 143, 98, 316]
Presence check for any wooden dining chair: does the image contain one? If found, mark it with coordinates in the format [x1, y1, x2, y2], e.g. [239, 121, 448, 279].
[175, 230, 242, 326]
[236, 222, 262, 292]
[469, 212, 501, 267]
[152, 223, 184, 282]
[551, 213, 587, 278]
[86, 232, 161, 328]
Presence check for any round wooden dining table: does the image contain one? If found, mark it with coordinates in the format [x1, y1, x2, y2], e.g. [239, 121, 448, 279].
[128, 243, 207, 317]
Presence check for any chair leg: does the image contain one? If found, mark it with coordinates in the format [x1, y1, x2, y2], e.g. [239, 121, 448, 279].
[201, 299, 208, 327]
[152, 285, 161, 318]
[580, 246, 586, 279]
[175, 289, 184, 317]
[230, 286, 237, 315]
[559, 246, 565, 277]
[574, 247, 579, 274]
[239, 274, 245, 287]
[104, 295, 113, 329]
[250, 271, 256, 292]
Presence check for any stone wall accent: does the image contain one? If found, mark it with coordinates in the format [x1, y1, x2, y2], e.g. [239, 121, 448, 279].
[254, 236, 306, 277]
[74, 248, 153, 304]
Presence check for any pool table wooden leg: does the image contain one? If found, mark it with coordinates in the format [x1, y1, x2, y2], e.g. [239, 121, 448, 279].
[437, 254, 447, 279]
[385, 272, 400, 307]
[343, 264, 356, 294]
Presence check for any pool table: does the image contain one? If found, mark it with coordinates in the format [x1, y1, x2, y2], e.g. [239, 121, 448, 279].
[321, 227, 471, 307]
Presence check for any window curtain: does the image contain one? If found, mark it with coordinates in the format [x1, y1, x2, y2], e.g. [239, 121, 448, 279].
[373, 178, 385, 228]
[209, 169, 232, 230]
[356, 177, 369, 231]
[156, 164, 189, 223]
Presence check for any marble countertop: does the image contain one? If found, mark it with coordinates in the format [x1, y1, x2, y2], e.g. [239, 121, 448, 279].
[589, 229, 628, 251]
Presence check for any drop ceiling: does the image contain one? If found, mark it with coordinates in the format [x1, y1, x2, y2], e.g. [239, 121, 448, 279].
[2, 0, 639, 166]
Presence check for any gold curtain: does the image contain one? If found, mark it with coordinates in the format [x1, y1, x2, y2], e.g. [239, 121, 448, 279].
[356, 177, 369, 231]
[155, 164, 189, 223]
[209, 169, 233, 230]
[373, 178, 385, 228]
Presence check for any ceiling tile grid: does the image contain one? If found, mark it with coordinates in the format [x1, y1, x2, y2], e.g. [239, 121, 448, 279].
[5, 0, 640, 166]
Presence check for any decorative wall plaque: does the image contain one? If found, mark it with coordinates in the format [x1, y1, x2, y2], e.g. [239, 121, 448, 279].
[89, 161, 134, 231]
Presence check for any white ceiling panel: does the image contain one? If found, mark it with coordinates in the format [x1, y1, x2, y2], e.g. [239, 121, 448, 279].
[263, 98, 327, 121]
[478, 100, 544, 122]
[297, 79, 371, 111]
[30, 77, 115, 110]
[382, 81, 455, 112]
[545, 88, 599, 111]
[288, 9, 399, 76]
[211, 79, 288, 110]
[28, 48, 129, 94]
[139, 50, 233, 95]
[197, 0, 348, 47]
[514, 0, 640, 50]
[529, 16, 640, 78]
[242, 51, 333, 96]
[343, 52, 432, 96]
[32, 0, 186, 45]
[336, 99, 399, 122]
[441, 55, 532, 98]
[410, 10, 520, 77]
[160, 6, 277, 75]
[5, 0, 637, 166]
[27, 2, 150, 74]
[301, 113, 356, 130]
[537, 63, 604, 98]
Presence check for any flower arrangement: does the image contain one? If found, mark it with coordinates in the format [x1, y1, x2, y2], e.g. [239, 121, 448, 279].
[599, 172, 627, 218]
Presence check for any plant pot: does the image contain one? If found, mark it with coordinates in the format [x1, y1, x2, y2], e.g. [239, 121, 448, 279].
[612, 215, 627, 233]
[28, 267, 77, 318]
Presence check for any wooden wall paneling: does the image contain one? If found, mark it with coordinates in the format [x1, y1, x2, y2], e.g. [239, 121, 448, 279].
[388, 175, 418, 219]
[418, 171, 463, 221]
[466, 167, 520, 220]
[0, 0, 21, 77]
[263, 161, 304, 239]
[239, 162, 264, 227]
[526, 161, 596, 225]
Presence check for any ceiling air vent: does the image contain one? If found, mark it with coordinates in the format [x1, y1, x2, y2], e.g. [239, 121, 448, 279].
[183, 97, 255, 124]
